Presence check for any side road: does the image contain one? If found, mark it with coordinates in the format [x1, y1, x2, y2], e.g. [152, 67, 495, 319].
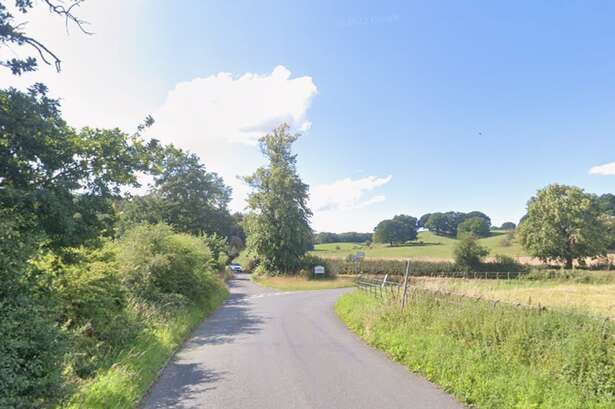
[140, 273, 462, 409]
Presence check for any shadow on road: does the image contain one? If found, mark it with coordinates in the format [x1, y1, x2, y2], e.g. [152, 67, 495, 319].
[145, 364, 226, 409]
[186, 279, 267, 347]
[140, 278, 266, 409]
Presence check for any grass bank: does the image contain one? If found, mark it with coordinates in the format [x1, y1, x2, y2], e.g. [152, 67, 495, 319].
[255, 275, 354, 291]
[336, 290, 614, 409]
[61, 284, 228, 409]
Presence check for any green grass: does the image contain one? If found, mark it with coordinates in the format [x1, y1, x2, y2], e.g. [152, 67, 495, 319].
[60, 285, 228, 409]
[412, 274, 615, 319]
[336, 290, 614, 409]
[255, 275, 355, 291]
[312, 231, 525, 260]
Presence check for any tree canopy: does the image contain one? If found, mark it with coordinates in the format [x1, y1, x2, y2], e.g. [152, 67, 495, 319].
[0, 85, 160, 250]
[373, 214, 418, 245]
[424, 211, 491, 237]
[518, 184, 608, 268]
[500, 222, 516, 230]
[457, 216, 491, 238]
[243, 124, 312, 274]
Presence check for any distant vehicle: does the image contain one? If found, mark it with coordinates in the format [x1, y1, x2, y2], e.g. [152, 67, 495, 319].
[229, 263, 242, 272]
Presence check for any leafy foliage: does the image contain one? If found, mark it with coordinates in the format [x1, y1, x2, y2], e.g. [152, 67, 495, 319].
[314, 231, 373, 244]
[519, 184, 608, 268]
[500, 221, 517, 230]
[118, 147, 240, 240]
[457, 216, 491, 238]
[454, 236, 489, 270]
[373, 214, 418, 245]
[243, 124, 312, 274]
[117, 224, 218, 306]
[424, 211, 491, 237]
[0, 85, 160, 250]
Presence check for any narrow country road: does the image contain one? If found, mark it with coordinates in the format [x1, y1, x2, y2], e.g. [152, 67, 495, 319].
[140, 273, 462, 409]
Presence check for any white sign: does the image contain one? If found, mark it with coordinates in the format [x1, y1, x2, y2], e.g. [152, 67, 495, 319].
[314, 265, 325, 275]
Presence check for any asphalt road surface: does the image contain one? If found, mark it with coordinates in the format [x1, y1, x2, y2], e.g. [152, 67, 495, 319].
[140, 273, 462, 409]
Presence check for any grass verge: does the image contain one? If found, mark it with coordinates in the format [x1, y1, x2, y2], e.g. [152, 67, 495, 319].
[336, 290, 614, 409]
[255, 275, 355, 291]
[60, 284, 228, 409]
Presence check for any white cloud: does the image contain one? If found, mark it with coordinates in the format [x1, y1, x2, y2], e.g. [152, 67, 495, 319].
[589, 162, 615, 176]
[148, 66, 318, 211]
[310, 175, 392, 212]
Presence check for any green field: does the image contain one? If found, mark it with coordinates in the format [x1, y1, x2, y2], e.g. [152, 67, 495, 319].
[312, 231, 525, 261]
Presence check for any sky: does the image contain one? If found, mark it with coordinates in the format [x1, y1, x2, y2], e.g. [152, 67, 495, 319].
[2, 0, 615, 232]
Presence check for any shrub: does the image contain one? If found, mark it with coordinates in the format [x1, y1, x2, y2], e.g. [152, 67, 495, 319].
[0, 213, 65, 409]
[117, 224, 217, 307]
[454, 237, 489, 270]
[33, 248, 142, 379]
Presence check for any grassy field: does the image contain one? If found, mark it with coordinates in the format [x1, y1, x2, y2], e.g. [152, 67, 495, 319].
[312, 230, 525, 261]
[255, 275, 354, 291]
[336, 290, 615, 409]
[412, 275, 615, 319]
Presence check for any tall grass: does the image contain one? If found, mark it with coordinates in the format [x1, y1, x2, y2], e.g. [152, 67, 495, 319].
[61, 285, 227, 409]
[336, 290, 614, 409]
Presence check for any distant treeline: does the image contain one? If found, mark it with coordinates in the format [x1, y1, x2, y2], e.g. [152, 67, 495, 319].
[314, 231, 373, 244]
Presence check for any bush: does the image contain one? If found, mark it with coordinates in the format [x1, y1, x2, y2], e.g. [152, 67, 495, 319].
[117, 224, 217, 307]
[457, 217, 491, 239]
[454, 237, 489, 270]
[0, 213, 65, 409]
[33, 248, 142, 379]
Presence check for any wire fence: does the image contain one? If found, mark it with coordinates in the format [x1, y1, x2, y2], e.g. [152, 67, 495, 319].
[354, 270, 614, 329]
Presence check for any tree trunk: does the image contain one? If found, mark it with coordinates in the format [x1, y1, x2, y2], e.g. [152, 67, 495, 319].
[565, 257, 573, 269]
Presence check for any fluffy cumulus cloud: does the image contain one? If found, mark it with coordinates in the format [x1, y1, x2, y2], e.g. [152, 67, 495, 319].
[152, 66, 317, 146]
[310, 175, 392, 212]
[589, 162, 615, 176]
[309, 175, 392, 233]
[148, 66, 318, 211]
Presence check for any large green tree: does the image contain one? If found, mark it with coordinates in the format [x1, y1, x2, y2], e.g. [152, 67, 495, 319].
[0, 85, 159, 250]
[518, 184, 608, 268]
[118, 147, 238, 238]
[457, 216, 491, 238]
[373, 214, 418, 245]
[243, 124, 312, 274]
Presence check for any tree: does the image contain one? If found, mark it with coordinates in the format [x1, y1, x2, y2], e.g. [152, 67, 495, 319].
[418, 213, 432, 229]
[500, 222, 516, 230]
[454, 236, 489, 270]
[0, 0, 90, 74]
[424, 210, 491, 237]
[118, 147, 237, 238]
[457, 217, 490, 238]
[596, 193, 615, 216]
[518, 184, 608, 268]
[0, 85, 159, 250]
[243, 124, 312, 274]
[373, 214, 417, 245]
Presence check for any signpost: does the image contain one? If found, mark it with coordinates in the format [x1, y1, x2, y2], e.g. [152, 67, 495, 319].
[314, 265, 325, 277]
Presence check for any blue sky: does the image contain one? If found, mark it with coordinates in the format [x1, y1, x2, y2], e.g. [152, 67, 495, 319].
[4, 0, 615, 232]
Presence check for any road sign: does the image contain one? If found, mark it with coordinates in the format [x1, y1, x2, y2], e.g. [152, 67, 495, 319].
[314, 265, 325, 276]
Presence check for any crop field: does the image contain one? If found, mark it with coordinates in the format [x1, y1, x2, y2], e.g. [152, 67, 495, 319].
[411, 274, 615, 319]
[312, 231, 525, 260]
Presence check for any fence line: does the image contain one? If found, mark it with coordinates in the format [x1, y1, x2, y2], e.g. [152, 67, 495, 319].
[354, 273, 613, 329]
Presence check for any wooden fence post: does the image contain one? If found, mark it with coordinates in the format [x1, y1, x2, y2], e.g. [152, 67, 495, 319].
[401, 260, 411, 309]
